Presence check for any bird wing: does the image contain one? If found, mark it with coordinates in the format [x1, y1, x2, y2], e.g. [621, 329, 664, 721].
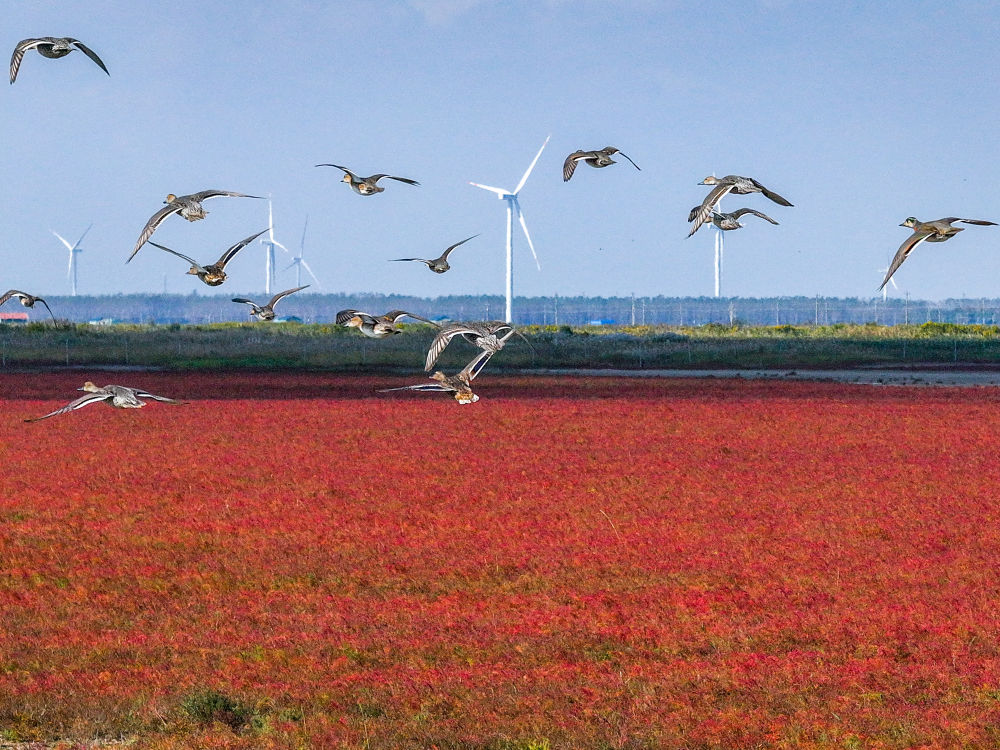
[316, 164, 357, 179]
[562, 151, 587, 182]
[188, 189, 263, 202]
[368, 174, 420, 187]
[949, 218, 999, 226]
[335, 308, 362, 325]
[9, 39, 43, 84]
[0, 290, 18, 307]
[880, 231, 934, 291]
[129, 389, 183, 404]
[389, 257, 430, 263]
[231, 298, 262, 314]
[34, 297, 56, 322]
[68, 39, 109, 75]
[128, 204, 180, 262]
[145, 240, 202, 268]
[460, 348, 497, 382]
[423, 323, 487, 371]
[731, 208, 779, 225]
[439, 234, 479, 261]
[267, 285, 309, 309]
[749, 178, 793, 207]
[615, 151, 641, 170]
[383, 310, 435, 325]
[217, 228, 268, 268]
[379, 384, 452, 393]
[687, 183, 735, 237]
[24, 392, 111, 422]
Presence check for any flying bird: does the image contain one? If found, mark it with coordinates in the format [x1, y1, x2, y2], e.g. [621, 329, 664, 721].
[379, 346, 501, 405]
[0, 290, 56, 322]
[232, 285, 310, 321]
[315, 164, 420, 195]
[127, 190, 263, 262]
[390, 234, 479, 273]
[688, 175, 792, 237]
[10, 37, 109, 84]
[686, 207, 780, 231]
[423, 321, 528, 372]
[562, 147, 640, 182]
[879, 216, 998, 291]
[25, 382, 183, 423]
[336, 309, 437, 339]
[146, 229, 267, 286]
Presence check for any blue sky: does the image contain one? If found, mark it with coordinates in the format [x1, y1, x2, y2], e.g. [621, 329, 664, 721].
[3, 1, 999, 301]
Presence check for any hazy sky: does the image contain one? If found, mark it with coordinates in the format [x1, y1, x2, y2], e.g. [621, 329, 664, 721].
[4, 1, 999, 302]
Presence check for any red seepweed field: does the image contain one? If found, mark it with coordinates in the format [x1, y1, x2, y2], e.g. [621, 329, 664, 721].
[3, 371, 1000, 749]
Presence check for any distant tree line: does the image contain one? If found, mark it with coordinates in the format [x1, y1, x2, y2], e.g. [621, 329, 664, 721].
[23, 293, 1000, 327]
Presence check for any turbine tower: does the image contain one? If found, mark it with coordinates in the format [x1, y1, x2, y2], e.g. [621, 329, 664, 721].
[284, 216, 322, 288]
[259, 198, 290, 294]
[470, 135, 549, 323]
[52, 223, 92, 296]
[714, 223, 724, 298]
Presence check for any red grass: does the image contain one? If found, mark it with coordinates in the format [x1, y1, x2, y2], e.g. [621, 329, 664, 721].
[2, 373, 1000, 748]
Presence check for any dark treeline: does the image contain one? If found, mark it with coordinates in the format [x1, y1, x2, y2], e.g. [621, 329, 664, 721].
[20, 293, 1000, 327]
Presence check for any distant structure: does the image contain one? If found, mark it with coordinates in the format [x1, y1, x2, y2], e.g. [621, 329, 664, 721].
[52, 224, 92, 296]
[470, 136, 549, 323]
[283, 216, 322, 289]
[259, 199, 290, 295]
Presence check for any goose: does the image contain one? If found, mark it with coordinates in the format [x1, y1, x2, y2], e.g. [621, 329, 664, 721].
[389, 234, 479, 273]
[563, 147, 640, 182]
[423, 321, 528, 372]
[146, 228, 266, 286]
[380, 347, 500, 404]
[232, 285, 310, 321]
[127, 190, 263, 262]
[25, 382, 183, 422]
[0, 290, 55, 322]
[688, 175, 792, 237]
[880, 217, 998, 291]
[686, 206, 779, 231]
[315, 164, 419, 195]
[336, 309, 438, 338]
[10, 37, 108, 84]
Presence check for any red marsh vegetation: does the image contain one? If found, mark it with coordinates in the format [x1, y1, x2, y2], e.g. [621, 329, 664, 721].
[2, 372, 1000, 748]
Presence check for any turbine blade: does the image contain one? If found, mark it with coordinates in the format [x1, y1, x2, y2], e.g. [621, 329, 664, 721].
[300, 215, 309, 254]
[268, 198, 275, 240]
[51, 230, 74, 251]
[513, 135, 550, 195]
[300, 259, 322, 288]
[282, 259, 299, 272]
[515, 200, 541, 271]
[469, 181, 508, 197]
[74, 223, 93, 248]
[67, 247, 74, 278]
[272, 240, 291, 254]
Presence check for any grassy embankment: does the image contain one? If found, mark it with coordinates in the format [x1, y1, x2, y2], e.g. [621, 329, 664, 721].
[1, 321, 999, 371]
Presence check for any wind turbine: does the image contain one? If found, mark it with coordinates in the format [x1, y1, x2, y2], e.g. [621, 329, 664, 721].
[52, 223, 92, 296]
[470, 135, 549, 323]
[259, 198, 290, 294]
[878, 264, 899, 301]
[284, 216, 322, 289]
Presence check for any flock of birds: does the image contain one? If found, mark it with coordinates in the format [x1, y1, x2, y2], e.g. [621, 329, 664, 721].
[8, 36, 999, 418]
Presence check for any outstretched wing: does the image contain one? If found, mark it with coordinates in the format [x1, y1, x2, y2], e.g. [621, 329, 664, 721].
[379, 383, 453, 393]
[9, 39, 44, 84]
[146, 240, 200, 268]
[127, 204, 180, 262]
[383, 310, 435, 325]
[731, 208, 779, 225]
[950, 218, 998, 226]
[460, 348, 497, 382]
[376, 175, 420, 187]
[0, 289, 17, 307]
[130, 389, 183, 404]
[749, 178, 793, 207]
[34, 297, 56, 322]
[68, 39, 109, 76]
[439, 234, 479, 261]
[389, 257, 431, 263]
[188, 189, 263, 202]
[614, 150, 641, 170]
[563, 151, 587, 182]
[336, 309, 377, 326]
[267, 285, 309, 309]
[24, 392, 111, 422]
[217, 228, 268, 268]
[316, 164, 358, 180]
[880, 231, 934, 291]
[687, 183, 735, 237]
[424, 323, 491, 371]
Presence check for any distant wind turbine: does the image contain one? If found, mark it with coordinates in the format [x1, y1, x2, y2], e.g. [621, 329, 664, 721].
[284, 216, 321, 289]
[259, 198, 290, 294]
[878, 264, 899, 301]
[52, 223, 92, 296]
[470, 135, 549, 323]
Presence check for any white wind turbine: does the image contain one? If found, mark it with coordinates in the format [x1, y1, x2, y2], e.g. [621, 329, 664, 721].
[284, 216, 322, 289]
[877, 264, 899, 301]
[52, 223, 92, 296]
[259, 198, 290, 294]
[470, 135, 549, 323]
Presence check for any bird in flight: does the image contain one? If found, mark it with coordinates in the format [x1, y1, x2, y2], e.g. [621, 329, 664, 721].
[25, 382, 184, 422]
[316, 164, 420, 195]
[146, 229, 267, 286]
[10, 37, 109, 84]
[688, 175, 792, 237]
[0, 289, 56, 322]
[336, 309, 437, 338]
[232, 285, 310, 321]
[390, 234, 479, 273]
[879, 216, 998, 291]
[562, 147, 640, 182]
